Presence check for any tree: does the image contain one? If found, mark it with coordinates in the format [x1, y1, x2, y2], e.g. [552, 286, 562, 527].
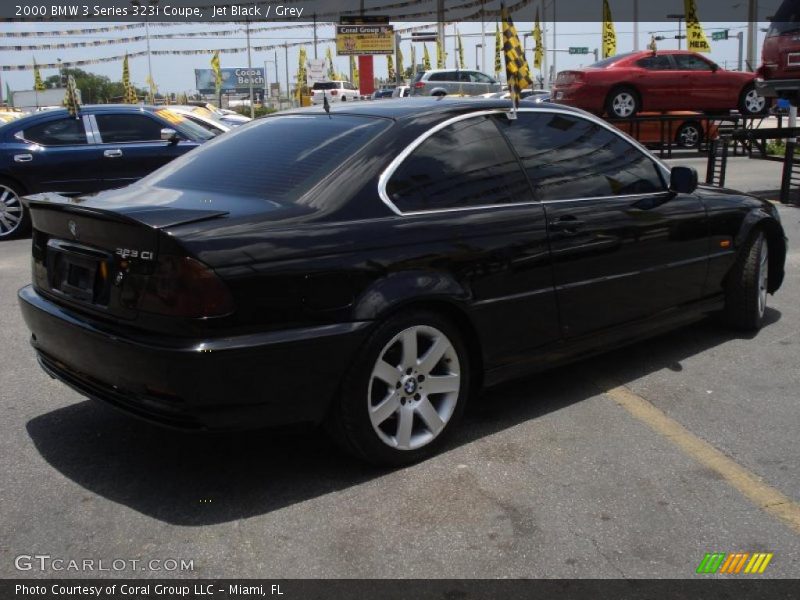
[42, 68, 146, 104]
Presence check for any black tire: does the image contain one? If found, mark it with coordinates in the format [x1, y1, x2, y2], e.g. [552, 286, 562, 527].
[432, 91, 447, 97]
[327, 310, 471, 466]
[605, 86, 640, 118]
[0, 178, 30, 240]
[739, 84, 768, 116]
[675, 122, 703, 149]
[341, 96, 347, 102]
[724, 231, 770, 331]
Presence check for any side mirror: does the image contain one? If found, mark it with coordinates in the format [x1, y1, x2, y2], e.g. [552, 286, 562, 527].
[160, 128, 179, 144]
[710, 63, 719, 72]
[670, 166, 698, 194]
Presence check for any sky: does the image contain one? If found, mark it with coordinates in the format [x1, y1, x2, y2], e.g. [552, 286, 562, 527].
[0, 18, 773, 96]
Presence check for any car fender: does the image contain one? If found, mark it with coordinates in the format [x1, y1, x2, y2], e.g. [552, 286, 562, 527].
[351, 269, 471, 321]
[735, 205, 786, 292]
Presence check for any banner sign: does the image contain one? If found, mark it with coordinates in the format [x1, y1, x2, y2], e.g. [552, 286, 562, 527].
[195, 67, 264, 93]
[335, 24, 394, 55]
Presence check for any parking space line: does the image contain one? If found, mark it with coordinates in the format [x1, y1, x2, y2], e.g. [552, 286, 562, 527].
[599, 382, 800, 535]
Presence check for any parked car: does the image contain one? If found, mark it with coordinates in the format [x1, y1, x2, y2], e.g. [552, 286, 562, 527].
[168, 105, 232, 134]
[18, 99, 786, 466]
[756, 0, 800, 99]
[610, 111, 719, 149]
[392, 85, 411, 98]
[554, 50, 768, 118]
[311, 80, 360, 104]
[0, 104, 214, 239]
[411, 69, 502, 97]
[372, 89, 395, 100]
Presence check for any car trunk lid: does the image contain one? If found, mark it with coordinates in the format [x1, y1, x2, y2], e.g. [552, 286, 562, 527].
[25, 191, 229, 321]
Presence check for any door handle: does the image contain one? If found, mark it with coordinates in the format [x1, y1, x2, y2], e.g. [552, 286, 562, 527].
[13, 154, 33, 162]
[549, 217, 585, 232]
[103, 149, 123, 158]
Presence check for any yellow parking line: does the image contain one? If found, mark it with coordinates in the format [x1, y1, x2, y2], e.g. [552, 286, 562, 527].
[600, 382, 800, 535]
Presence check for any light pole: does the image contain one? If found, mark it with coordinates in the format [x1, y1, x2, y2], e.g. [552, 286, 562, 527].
[245, 19, 254, 118]
[131, 0, 157, 103]
[667, 13, 686, 50]
[475, 44, 483, 70]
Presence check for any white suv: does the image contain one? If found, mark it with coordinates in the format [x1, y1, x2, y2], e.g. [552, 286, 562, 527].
[311, 81, 360, 104]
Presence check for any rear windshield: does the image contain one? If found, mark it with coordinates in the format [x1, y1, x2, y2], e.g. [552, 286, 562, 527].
[312, 82, 341, 90]
[768, 0, 800, 36]
[142, 114, 390, 200]
[589, 52, 636, 68]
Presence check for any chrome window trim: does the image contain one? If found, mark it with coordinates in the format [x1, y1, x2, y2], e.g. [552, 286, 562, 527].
[15, 115, 92, 147]
[377, 106, 672, 217]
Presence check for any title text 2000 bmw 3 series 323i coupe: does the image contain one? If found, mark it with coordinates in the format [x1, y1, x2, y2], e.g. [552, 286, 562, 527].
[18, 99, 786, 466]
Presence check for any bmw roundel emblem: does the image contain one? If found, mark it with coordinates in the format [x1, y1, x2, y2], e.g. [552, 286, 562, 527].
[68, 220, 78, 239]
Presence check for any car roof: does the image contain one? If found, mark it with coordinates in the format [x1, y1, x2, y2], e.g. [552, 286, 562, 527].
[4, 104, 161, 127]
[282, 97, 586, 120]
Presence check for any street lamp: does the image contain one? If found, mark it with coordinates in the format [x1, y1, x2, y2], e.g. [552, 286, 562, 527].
[666, 13, 686, 50]
[475, 44, 483, 70]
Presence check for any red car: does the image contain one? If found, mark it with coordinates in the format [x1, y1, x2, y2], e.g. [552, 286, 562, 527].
[554, 50, 767, 118]
[756, 0, 800, 99]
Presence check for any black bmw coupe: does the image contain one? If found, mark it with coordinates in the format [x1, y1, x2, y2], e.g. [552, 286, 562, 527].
[18, 98, 786, 465]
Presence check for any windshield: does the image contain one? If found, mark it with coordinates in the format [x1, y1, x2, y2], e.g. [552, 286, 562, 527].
[142, 114, 391, 201]
[768, 0, 800, 35]
[154, 109, 216, 140]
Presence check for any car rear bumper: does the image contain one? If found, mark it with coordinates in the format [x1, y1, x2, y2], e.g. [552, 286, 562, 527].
[756, 77, 800, 99]
[552, 84, 604, 113]
[19, 285, 371, 431]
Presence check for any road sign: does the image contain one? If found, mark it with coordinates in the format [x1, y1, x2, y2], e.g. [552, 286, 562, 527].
[569, 47, 590, 55]
[712, 30, 729, 41]
[411, 31, 438, 42]
[340, 15, 389, 24]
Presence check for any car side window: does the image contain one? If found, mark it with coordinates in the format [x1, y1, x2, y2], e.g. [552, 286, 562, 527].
[472, 72, 494, 83]
[427, 72, 446, 81]
[674, 54, 714, 71]
[95, 114, 165, 143]
[22, 118, 87, 146]
[386, 116, 532, 212]
[497, 112, 666, 200]
[636, 55, 673, 70]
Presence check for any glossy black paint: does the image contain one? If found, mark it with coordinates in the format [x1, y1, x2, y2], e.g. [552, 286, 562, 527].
[0, 105, 208, 196]
[19, 99, 787, 430]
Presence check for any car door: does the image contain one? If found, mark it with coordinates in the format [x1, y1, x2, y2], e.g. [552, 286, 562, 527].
[672, 53, 724, 110]
[90, 112, 196, 190]
[633, 54, 687, 110]
[10, 114, 104, 193]
[382, 113, 561, 367]
[500, 110, 708, 338]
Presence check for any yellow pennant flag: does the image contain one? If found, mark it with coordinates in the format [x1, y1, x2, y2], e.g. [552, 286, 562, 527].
[603, 0, 617, 59]
[436, 38, 445, 69]
[423, 44, 432, 71]
[494, 24, 502, 77]
[684, 0, 711, 52]
[33, 58, 45, 91]
[501, 4, 533, 107]
[533, 9, 543, 70]
[387, 54, 395, 81]
[210, 50, 222, 92]
[457, 30, 465, 70]
[397, 44, 404, 79]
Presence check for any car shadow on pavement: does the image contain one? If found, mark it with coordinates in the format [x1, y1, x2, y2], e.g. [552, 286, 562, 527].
[25, 310, 781, 526]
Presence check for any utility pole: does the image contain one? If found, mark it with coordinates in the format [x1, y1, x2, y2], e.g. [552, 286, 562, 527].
[246, 19, 254, 118]
[746, 0, 758, 71]
[633, 0, 639, 50]
[284, 43, 290, 108]
[737, 31, 745, 71]
[552, 1, 557, 84]
[313, 13, 318, 59]
[480, 0, 486, 72]
[437, 0, 445, 68]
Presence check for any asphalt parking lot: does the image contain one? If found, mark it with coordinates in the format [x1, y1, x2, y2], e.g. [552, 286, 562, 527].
[1, 156, 798, 579]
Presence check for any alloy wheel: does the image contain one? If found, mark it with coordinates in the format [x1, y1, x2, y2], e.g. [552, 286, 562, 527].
[612, 92, 636, 117]
[744, 89, 766, 114]
[0, 184, 24, 238]
[367, 325, 461, 451]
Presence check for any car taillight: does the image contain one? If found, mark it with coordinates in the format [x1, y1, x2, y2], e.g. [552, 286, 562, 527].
[414, 81, 425, 89]
[331, 89, 338, 96]
[139, 256, 234, 318]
